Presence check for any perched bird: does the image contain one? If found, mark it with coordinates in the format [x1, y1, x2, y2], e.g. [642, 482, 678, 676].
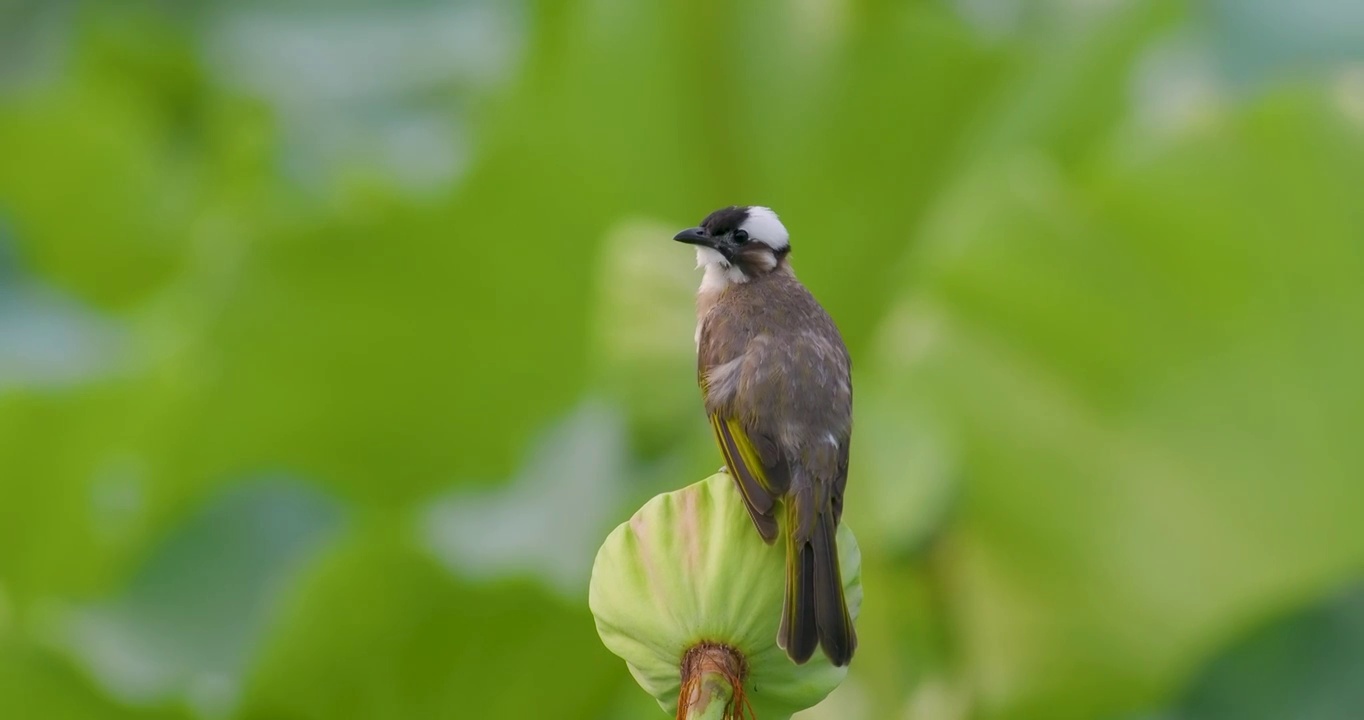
[673, 205, 857, 667]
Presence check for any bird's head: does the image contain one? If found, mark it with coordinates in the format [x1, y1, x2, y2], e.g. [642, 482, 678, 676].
[673, 205, 791, 283]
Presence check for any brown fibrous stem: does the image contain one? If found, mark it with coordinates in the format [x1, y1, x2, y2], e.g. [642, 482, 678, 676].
[676, 642, 755, 720]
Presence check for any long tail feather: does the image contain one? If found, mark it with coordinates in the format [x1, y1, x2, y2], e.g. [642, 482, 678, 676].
[777, 502, 818, 664]
[778, 501, 855, 667]
[811, 509, 856, 666]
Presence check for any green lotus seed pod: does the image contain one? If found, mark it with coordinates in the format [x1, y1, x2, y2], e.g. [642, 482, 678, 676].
[590, 473, 863, 719]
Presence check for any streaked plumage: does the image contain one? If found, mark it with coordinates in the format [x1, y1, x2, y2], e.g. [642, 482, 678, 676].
[674, 205, 857, 666]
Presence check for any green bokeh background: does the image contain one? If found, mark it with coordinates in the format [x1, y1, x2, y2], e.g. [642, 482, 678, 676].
[1, 1, 1362, 718]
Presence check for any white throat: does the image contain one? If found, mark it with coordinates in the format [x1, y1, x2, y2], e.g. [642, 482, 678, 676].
[696, 247, 747, 292]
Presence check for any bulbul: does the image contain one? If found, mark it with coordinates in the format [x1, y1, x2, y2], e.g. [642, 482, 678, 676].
[673, 205, 857, 667]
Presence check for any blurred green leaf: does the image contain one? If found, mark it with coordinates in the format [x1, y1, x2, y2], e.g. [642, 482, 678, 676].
[0, 7, 209, 309]
[1117, 580, 1364, 720]
[0, 635, 189, 720]
[1204, 0, 1364, 91]
[51, 479, 342, 716]
[588, 217, 704, 455]
[420, 399, 628, 598]
[239, 532, 620, 720]
[1169, 579, 1364, 720]
[0, 387, 151, 601]
[878, 89, 1364, 719]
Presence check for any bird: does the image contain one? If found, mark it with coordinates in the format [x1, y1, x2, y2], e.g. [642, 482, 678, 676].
[673, 205, 857, 667]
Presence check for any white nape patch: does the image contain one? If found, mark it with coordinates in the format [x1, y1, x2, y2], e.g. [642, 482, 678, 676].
[740, 206, 790, 250]
[696, 246, 747, 292]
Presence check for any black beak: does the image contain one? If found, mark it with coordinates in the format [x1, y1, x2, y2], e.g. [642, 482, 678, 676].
[673, 226, 713, 247]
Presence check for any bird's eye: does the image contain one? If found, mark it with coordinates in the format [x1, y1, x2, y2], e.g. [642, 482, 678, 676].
[733, 229, 749, 244]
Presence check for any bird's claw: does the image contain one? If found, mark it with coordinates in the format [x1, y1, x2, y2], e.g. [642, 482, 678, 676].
[717, 465, 729, 475]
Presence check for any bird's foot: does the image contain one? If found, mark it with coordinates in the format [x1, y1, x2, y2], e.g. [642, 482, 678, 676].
[717, 465, 730, 475]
